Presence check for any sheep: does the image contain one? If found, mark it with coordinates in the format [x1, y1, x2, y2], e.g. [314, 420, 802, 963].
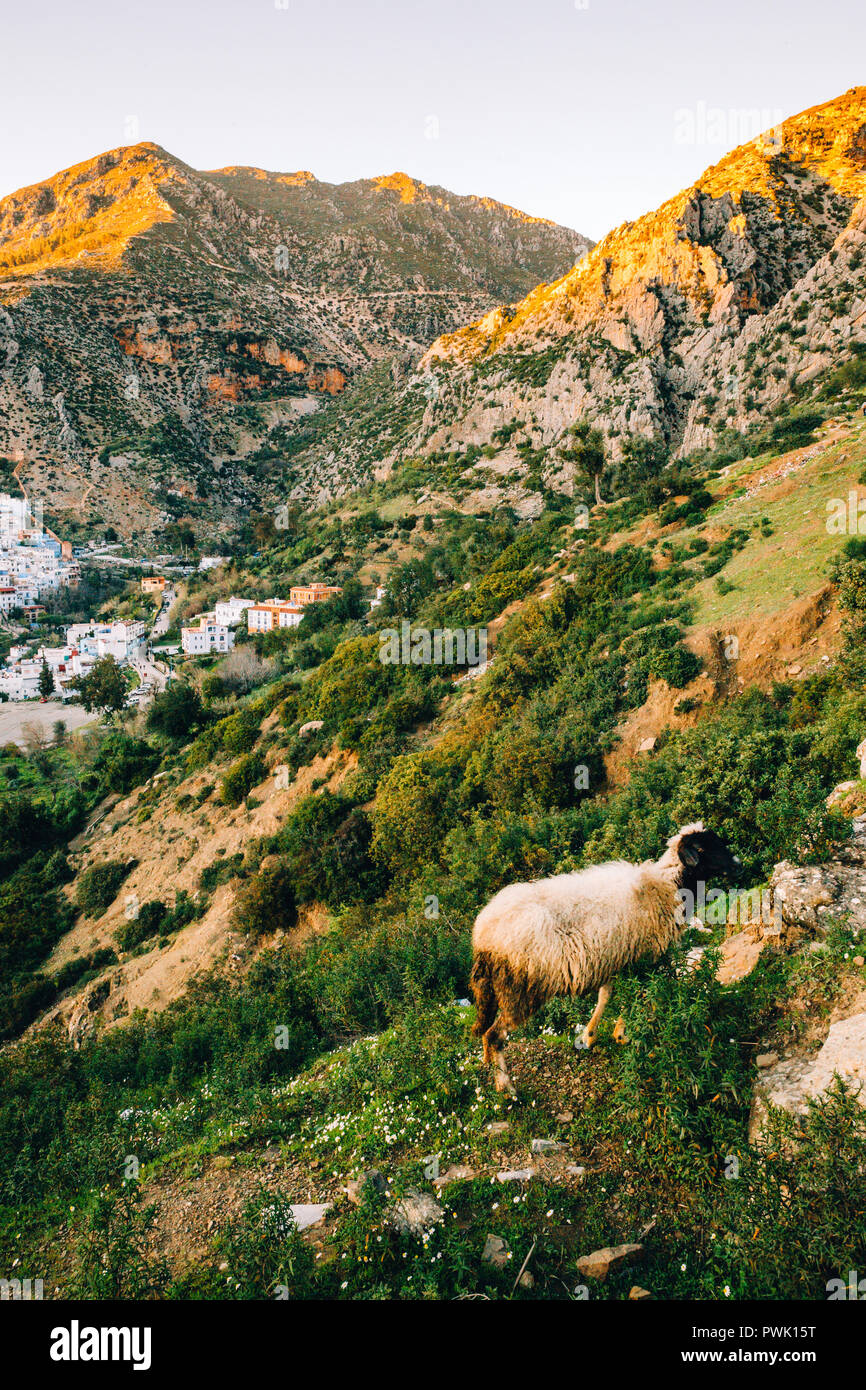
[469, 822, 740, 1097]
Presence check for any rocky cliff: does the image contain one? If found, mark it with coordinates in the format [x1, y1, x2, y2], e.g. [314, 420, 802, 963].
[0, 144, 590, 539]
[291, 88, 866, 504]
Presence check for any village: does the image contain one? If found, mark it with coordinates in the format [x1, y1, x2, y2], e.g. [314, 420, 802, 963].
[0, 494, 360, 710]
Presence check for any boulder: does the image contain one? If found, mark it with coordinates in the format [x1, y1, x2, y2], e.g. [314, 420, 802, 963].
[749, 1012, 866, 1144]
[432, 1164, 475, 1188]
[482, 1234, 511, 1269]
[289, 1203, 331, 1232]
[345, 1169, 387, 1205]
[769, 841, 866, 936]
[530, 1138, 569, 1155]
[717, 921, 784, 984]
[387, 1190, 445, 1237]
[576, 1243, 644, 1283]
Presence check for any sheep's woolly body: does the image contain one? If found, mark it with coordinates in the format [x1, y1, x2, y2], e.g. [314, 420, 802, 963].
[469, 822, 738, 1095]
[472, 856, 682, 1013]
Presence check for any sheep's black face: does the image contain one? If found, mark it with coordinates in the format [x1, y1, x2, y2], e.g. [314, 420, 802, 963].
[676, 829, 741, 892]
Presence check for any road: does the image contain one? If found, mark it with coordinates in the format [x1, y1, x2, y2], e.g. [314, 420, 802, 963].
[128, 588, 174, 704]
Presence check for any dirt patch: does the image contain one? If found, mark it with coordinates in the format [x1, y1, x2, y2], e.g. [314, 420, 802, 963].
[37, 744, 357, 1038]
[140, 1153, 341, 1272]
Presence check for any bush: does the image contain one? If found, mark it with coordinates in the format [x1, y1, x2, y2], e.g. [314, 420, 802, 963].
[76, 859, 135, 917]
[146, 683, 205, 739]
[650, 646, 703, 688]
[220, 753, 267, 807]
[231, 860, 297, 937]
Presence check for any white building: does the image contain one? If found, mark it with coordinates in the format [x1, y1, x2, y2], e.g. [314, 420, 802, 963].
[65, 620, 146, 663]
[246, 597, 304, 633]
[181, 612, 235, 655]
[214, 596, 255, 627]
[0, 642, 95, 701]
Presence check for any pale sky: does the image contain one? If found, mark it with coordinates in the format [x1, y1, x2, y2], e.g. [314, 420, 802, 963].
[1, 0, 863, 240]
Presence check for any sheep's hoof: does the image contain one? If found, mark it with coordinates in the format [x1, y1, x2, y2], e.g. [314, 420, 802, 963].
[613, 1017, 629, 1046]
[577, 1028, 596, 1051]
[494, 1073, 517, 1100]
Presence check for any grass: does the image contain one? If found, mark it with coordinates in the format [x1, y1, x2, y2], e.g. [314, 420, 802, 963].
[685, 423, 866, 627]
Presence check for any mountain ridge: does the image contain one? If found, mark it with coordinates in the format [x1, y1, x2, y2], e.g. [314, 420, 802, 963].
[0, 143, 591, 541]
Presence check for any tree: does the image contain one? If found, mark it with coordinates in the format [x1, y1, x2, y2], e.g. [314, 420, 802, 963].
[146, 681, 204, 739]
[73, 657, 128, 718]
[559, 421, 607, 504]
[38, 660, 54, 698]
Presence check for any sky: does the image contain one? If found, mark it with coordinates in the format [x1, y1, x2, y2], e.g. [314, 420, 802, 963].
[0, 0, 863, 240]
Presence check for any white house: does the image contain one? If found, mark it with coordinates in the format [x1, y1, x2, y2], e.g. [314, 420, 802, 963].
[66, 620, 146, 663]
[181, 612, 235, 655]
[214, 596, 255, 627]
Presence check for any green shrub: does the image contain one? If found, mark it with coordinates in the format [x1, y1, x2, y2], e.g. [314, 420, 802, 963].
[220, 753, 267, 807]
[231, 860, 297, 937]
[76, 859, 135, 917]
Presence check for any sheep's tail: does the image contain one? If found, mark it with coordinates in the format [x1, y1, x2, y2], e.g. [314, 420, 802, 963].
[470, 951, 498, 1037]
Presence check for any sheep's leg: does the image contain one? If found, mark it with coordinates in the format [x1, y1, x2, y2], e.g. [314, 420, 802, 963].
[613, 1014, 629, 1045]
[578, 983, 611, 1050]
[483, 1017, 517, 1099]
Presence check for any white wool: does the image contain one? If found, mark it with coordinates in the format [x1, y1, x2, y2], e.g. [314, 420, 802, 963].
[473, 831, 695, 998]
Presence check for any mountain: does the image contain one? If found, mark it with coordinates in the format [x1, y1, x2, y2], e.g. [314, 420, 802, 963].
[290, 87, 866, 504]
[0, 143, 590, 541]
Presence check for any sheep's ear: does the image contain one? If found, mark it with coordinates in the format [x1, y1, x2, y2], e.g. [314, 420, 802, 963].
[679, 842, 700, 867]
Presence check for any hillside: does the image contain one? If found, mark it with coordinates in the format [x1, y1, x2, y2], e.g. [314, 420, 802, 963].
[3, 356, 866, 1297]
[284, 87, 866, 503]
[0, 143, 590, 543]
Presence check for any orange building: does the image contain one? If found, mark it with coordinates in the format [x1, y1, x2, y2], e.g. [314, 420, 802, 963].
[289, 583, 342, 606]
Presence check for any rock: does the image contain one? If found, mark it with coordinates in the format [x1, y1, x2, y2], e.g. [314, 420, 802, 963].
[857, 737, 866, 779]
[496, 1167, 536, 1182]
[482, 1234, 511, 1269]
[432, 1164, 475, 1188]
[518, 1270, 535, 1289]
[756, 1052, 779, 1068]
[555, 1111, 574, 1124]
[717, 921, 783, 984]
[855, 956, 865, 967]
[637, 737, 656, 754]
[290, 1203, 331, 1232]
[530, 1138, 569, 1155]
[770, 823, 866, 937]
[298, 720, 324, 738]
[629, 1285, 653, 1300]
[486, 1121, 511, 1136]
[750, 1012, 866, 1144]
[345, 1169, 388, 1204]
[388, 1189, 446, 1236]
[682, 945, 705, 974]
[564, 1164, 586, 1180]
[576, 1243, 644, 1283]
[827, 780, 858, 808]
[67, 977, 113, 1049]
